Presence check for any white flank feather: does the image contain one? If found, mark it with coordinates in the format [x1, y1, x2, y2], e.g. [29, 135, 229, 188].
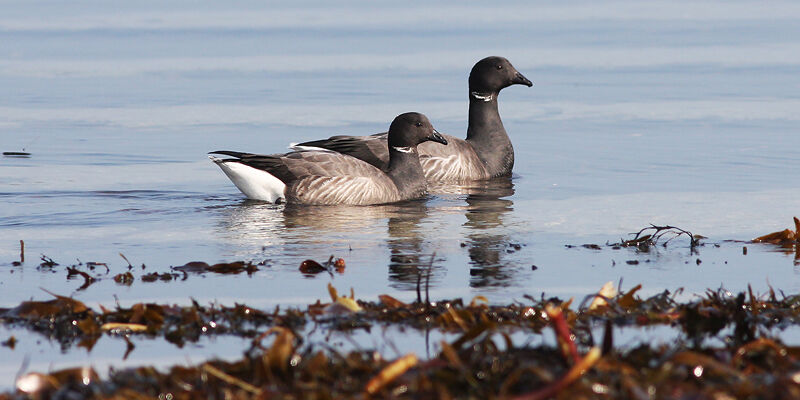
[209, 156, 286, 202]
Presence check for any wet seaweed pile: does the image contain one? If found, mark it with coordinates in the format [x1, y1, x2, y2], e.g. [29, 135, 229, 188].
[5, 221, 800, 398]
[5, 281, 800, 399]
[22, 251, 267, 291]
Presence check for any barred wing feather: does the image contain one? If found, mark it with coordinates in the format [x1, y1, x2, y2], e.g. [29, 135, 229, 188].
[418, 135, 489, 181]
[286, 175, 400, 205]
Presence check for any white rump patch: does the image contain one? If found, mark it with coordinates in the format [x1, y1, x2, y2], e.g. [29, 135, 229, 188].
[209, 155, 286, 202]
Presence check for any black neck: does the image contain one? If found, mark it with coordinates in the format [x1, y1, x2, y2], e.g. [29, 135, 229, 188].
[387, 148, 427, 197]
[465, 92, 514, 177]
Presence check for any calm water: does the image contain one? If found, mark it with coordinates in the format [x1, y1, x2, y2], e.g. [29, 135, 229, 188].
[2, 0, 800, 388]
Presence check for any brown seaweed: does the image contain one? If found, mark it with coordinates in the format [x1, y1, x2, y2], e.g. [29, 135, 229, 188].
[299, 256, 346, 276]
[172, 261, 259, 275]
[4, 282, 800, 398]
[753, 216, 800, 264]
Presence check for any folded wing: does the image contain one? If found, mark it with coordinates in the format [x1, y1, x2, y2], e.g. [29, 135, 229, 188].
[294, 133, 390, 170]
[211, 150, 401, 205]
[293, 133, 489, 181]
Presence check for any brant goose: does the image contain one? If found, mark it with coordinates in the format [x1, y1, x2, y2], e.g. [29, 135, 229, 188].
[210, 112, 447, 205]
[293, 56, 532, 182]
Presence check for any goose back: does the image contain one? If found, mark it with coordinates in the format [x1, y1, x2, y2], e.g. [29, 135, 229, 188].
[295, 132, 387, 170]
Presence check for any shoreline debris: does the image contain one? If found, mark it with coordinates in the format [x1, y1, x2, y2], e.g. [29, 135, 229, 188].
[753, 217, 800, 263]
[3, 282, 800, 398]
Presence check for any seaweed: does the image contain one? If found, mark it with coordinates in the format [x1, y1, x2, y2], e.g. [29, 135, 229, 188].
[613, 224, 702, 250]
[567, 223, 704, 253]
[172, 261, 259, 275]
[753, 216, 800, 264]
[4, 282, 800, 398]
[7, 218, 800, 398]
[11, 257, 265, 292]
[298, 256, 346, 276]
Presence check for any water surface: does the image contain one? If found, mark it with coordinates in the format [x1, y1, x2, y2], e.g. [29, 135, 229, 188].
[2, 0, 800, 390]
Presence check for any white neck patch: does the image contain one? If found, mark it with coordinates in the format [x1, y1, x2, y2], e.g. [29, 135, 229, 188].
[391, 146, 415, 153]
[470, 91, 494, 102]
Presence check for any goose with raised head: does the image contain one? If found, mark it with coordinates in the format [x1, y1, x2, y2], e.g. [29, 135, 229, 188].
[210, 112, 447, 205]
[293, 56, 532, 182]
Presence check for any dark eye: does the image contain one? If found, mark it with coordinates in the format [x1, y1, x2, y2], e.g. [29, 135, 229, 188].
[415, 122, 422, 127]
[496, 65, 503, 70]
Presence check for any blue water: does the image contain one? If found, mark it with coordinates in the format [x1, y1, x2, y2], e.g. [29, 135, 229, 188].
[2, 0, 800, 389]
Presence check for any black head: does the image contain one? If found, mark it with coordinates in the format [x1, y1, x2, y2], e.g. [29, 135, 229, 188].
[468, 56, 533, 94]
[388, 112, 447, 148]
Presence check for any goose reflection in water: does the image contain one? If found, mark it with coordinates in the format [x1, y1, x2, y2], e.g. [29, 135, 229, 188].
[216, 200, 411, 258]
[214, 178, 519, 292]
[385, 179, 518, 291]
[384, 199, 440, 292]
[456, 178, 519, 288]
[217, 195, 447, 287]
